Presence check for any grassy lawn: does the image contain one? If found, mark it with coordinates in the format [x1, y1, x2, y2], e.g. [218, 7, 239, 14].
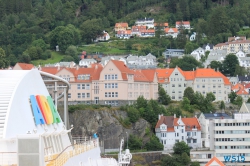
[31, 51, 65, 66]
[78, 39, 142, 55]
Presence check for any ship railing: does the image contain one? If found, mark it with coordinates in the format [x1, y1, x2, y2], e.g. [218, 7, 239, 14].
[45, 137, 99, 166]
[0, 152, 17, 166]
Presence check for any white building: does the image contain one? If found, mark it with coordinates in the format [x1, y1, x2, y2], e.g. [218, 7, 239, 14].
[126, 53, 157, 69]
[176, 21, 191, 30]
[155, 114, 202, 151]
[135, 18, 154, 29]
[79, 58, 97, 67]
[191, 47, 206, 61]
[198, 113, 232, 148]
[191, 113, 250, 165]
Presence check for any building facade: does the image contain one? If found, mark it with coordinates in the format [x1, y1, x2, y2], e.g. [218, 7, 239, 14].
[40, 60, 158, 106]
[155, 114, 201, 151]
[156, 67, 231, 102]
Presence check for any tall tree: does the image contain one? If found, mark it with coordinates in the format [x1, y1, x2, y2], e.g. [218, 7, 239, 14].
[0, 48, 9, 68]
[222, 54, 239, 76]
[158, 85, 171, 105]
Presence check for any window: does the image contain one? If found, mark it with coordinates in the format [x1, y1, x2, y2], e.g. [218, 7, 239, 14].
[178, 84, 181, 87]
[77, 93, 81, 98]
[105, 84, 108, 89]
[172, 96, 175, 99]
[77, 84, 81, 89]
[105, 92, 108, 97]
[68, 93, 71, 98]
[115, 92, 118, 97]
[181, 129, 184, 133]
[187, 139, 191, 143]
[112, 92, 115, 97]
[115, 74, 118, 79]
[82, 84, 85, 89]
[115, 83, 118, 88]
[193, 139, 197, 143]
[82, 93, 85, 98]
[172, 84, 175, 87]
[86, 84, 90, 90]
[87, 93, 90, 98]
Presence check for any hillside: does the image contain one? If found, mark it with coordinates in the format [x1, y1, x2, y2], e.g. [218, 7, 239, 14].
[1, 0, 250, 68]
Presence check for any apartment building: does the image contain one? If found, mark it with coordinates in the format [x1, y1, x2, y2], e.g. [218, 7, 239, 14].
[135, 18, 154, 29]
[155, 114, 201, 151]
[40, 60, 158, 106]
[156, 67, 231, 102]
[214, 36, 250, 54]
[191, 114, 250, 166]
[198, 113, 232, 148]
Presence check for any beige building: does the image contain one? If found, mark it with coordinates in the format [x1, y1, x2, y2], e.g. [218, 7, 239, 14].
[156, 67, 231, 102]
[40, 60, 158, 106]
[214, 36, 250, 54]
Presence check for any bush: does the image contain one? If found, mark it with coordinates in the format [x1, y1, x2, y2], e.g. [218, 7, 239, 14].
[127, 107, 140, 123]
[145, 135, 163, 151]
[127, 135, 143, 150]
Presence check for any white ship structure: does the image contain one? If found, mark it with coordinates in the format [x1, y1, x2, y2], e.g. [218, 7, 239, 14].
[0, 69, 132, 166]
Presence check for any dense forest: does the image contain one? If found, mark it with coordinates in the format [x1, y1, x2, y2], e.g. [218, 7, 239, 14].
[1, 0, 250, 67]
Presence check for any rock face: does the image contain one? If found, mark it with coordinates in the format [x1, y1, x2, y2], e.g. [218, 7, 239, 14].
[68, 109, 151, 149]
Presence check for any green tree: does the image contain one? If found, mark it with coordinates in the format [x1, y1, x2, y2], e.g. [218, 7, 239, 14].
[182, 97, 193, 113]
[127, 135, 142, 150]
[127, 107, 140, 123]
[185, 42, 198, 54]
[32, 39, 47, 51]
[161, 154, 180, 166]
[173, 141, 190, 155]
[209, 61, 222, 71]
[158, 85, 171, 105]
[135, 96, 147, 110]
[228, 91, 237, 103]
[0, 48, 9, 68]
[247, 98, 250, 103]
[169, 56, 203, 71]
[62, 55, 74, 62]
[145, 135, 163, 151]
[183, 87, 195, 105]
[234, 96, 243, 107]
[222, 54, 239, 76]
[65, 45, 78, 57]
[190, 161, 200, 166]
[181, 152, 190, 165]
[219, 101, 226, 110]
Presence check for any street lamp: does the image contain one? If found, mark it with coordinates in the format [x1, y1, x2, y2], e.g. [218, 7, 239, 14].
[126, 132, 128, 149]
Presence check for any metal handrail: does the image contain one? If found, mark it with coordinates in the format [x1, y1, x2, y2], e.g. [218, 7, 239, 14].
[45, 144, 73, 162]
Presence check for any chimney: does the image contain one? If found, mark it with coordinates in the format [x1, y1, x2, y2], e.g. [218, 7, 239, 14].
[174, 114, 176, 118]
[76, 65, 79, 70]
[57, 65, 60, 71]
[195, 115, 197, 118]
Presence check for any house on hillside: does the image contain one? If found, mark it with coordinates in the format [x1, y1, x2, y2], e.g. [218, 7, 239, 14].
[191, 47, 205, 61]
[155, 114, 201, 150]
[116, 30, 132, 39]
[154, 22, 168, 30]
[162, 49, 184, 58]
[79, 59, 97, 67]
[95, 31, 110, 42]
[204, 50, 227, 67]
[126, 53, 157, 69]
[164, 28, 178, 38]
[176, 21, 191, 30]
[131, 26, 147, 36]
[135, 18, 154, 29]
[140, 29, 155, 37]
[115, 22, 128, 32]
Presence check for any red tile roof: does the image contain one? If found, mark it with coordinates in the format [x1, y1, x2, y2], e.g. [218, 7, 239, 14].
[155, 116, 201, 132]
[41, 67, 59, 75]
[176, 21, 190, 25]
[154, 23, 169, 27]
[141, 29, 155, 33]
[155, 68, 174, 83]
[117, 30, 131, 35]
[164, 28, 178, 33]
[115, 22, 128, 28]
[16, 63, 34, 70]
[111, 60, 156, 82]
[236, 88, 249, 95]
[205, 157, 225, 166]
[232, 83, 244, 91]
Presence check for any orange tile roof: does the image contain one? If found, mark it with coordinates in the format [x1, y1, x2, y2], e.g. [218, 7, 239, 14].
[41, 67, 59, 75]
[183, 71, 195, 80]
[194, 68, 221, 78]
[155, 68, 174, 83]
[164, 28, 178, 33]
[141, 69, 156, 82]
[16, 63, 34, 70]
[176, 21, 190, 25]
[132, 25, 147, 30]
[115, 22, 128, 28]
[154, 23, 169, 27]
[111, 60, 156, 82]
[117, 30, 131, 35]
[173, 117, 201, 131]
[205, 157, 225, 166]
[232, 83, 244, 91]
[236, 88, 249, 95]
[245, 83, 250, 88]
[141, 29, 155, 33]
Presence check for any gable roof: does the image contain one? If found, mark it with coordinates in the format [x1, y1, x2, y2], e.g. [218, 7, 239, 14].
[164, 28, 178, 33]
[176, 21, 190, 25]
[115, 22, 128, 28]
[174, 117, 201, 131]
[15, 63, 34, 70]
[205, 157, 225, 166]
[236, 88, 249, 95]
[155, 116, 175, 132]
